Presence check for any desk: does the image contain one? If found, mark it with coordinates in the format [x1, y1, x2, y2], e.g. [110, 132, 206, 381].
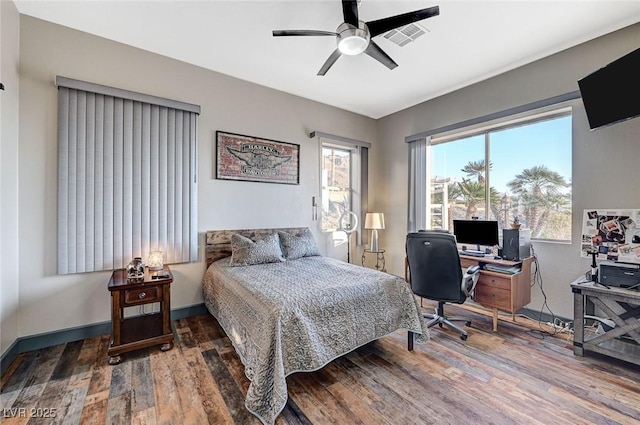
[460, 255, 533, 331]
[571, 279, 640, 366]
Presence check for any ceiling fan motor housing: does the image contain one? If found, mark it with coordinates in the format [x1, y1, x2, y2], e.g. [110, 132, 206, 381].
[337, 22, 370, 55]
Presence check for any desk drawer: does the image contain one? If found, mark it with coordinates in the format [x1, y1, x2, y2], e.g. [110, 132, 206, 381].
[474, 285, 510, 310]
[477, 274, 511, 291]
[124, 287, 159, 306]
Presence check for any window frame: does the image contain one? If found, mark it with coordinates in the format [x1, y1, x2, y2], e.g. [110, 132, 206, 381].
[314, 132, 370, 245]
[321, 144, 354, 232]
[422, 105, 573, 243]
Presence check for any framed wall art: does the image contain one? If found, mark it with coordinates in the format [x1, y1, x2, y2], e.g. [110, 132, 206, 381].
[215, 131, 300, 185]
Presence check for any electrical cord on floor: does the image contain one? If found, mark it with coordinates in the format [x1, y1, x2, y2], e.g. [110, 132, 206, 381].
[524, 245, 562, 339]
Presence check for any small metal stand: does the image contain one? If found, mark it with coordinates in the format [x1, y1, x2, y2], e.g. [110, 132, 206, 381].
[587, 249, 610, 288]
[589, 250, 598, 282]
[362, 249, 386, 272]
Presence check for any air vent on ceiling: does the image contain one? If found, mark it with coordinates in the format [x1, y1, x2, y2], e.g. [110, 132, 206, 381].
[383, 22, 428, 47]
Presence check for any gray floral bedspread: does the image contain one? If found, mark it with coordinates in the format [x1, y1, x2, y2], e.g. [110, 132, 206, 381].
[202, 256, 428, 425]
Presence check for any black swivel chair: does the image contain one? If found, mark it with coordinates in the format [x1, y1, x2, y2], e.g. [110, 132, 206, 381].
[406, 230, 479, 342]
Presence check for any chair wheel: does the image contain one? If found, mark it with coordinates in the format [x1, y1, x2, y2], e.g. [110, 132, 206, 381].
[460, 334, 468, 341]
[465, 321, 472, 327]
[438, 323, 443, 328]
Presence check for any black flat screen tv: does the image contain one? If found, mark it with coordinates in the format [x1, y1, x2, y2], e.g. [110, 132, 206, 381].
[452, 220, 499, 248]
[578, 47, 640, 130]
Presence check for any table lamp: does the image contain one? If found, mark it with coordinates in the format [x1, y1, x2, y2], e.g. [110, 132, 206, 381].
[147, 250, 164, 271]
[365, 213, 385, 252]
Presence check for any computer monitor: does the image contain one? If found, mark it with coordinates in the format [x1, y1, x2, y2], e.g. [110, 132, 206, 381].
[453, 220, 499, 249]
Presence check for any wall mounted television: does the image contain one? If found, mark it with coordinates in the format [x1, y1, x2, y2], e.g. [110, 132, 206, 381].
[578, 47, 640, 130]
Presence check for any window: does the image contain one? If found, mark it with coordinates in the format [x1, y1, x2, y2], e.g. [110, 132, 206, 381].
[421, 109, 572, 242]
[321, 146, 353, 231]
[314, 132, 369, 244]
[56, 77, 200, 274]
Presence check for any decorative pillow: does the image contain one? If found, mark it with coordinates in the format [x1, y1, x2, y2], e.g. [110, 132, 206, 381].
[229, 232, 285, 266]
[278, 229, 321, 260]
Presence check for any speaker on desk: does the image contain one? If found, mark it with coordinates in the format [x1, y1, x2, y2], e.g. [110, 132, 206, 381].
[502, 228, 531, 261]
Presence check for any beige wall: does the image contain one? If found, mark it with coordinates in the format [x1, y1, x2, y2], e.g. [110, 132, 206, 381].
[375, 22, 640, 319]
[6, 12, 640, 354]
[1, 0, 21, 356]
[14, 15, 377, 342]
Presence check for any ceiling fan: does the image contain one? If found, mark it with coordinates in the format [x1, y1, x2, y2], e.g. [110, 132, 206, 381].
[272, 0, 440, 76]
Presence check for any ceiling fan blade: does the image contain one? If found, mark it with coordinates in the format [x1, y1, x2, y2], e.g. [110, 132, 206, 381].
[342, 0, 359, 27]
[272, 30, 337, 37]
[318, 49, 342, 76]
[366, 5, 440, 37]
[364, 41, 398, 70]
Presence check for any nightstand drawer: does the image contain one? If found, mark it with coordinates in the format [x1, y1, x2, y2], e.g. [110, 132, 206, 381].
[124, 287, 159, 305]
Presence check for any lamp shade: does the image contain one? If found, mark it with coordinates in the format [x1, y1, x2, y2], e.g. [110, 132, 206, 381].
[365, 213, 385, 230]
[147, 250, 164, 271]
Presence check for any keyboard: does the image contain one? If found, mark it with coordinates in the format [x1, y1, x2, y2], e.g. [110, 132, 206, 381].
[460, 250, 485, 257]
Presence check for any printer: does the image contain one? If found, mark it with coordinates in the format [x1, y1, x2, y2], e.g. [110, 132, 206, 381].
[598, 260, 640, 289]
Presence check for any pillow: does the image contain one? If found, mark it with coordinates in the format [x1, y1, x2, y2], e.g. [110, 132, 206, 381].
[229, 232, 285, 266]
[278, 229, 321, 260]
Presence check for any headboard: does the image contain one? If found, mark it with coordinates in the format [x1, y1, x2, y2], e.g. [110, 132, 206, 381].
[205, 227, 308, 269]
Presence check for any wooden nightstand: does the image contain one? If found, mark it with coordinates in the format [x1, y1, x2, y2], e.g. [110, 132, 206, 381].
[107, 265, 174, 365]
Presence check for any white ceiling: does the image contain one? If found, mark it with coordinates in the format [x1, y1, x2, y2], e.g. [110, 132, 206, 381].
[14, 0, 640, 119]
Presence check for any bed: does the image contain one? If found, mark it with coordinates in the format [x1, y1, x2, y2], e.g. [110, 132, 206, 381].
[202, 227, 428, 425]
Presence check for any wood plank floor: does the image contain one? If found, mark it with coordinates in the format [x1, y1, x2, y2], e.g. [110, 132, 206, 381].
[2, 303, 640, 425]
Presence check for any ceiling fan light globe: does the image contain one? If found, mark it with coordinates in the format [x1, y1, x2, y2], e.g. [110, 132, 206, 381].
[337, 24, 370, 55]
[338, 35, 368, 55]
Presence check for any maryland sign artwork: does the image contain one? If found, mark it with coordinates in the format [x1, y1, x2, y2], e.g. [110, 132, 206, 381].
[216, 131, 300, 185]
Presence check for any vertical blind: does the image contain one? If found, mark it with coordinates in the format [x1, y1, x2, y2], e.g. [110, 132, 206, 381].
[57, 77, 200, 274]
[407, 137, 428, 233]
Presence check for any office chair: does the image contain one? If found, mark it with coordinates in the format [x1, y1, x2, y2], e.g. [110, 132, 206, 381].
[406, 230, 480, 341]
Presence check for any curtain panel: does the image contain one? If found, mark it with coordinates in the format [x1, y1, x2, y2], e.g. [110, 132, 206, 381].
[57, 78, 199, 274]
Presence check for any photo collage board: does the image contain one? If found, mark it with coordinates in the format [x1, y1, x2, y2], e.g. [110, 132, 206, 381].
[581, 209, 640, 264]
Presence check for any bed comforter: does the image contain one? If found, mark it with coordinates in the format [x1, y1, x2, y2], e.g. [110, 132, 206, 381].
[202, 255, 428, 424]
